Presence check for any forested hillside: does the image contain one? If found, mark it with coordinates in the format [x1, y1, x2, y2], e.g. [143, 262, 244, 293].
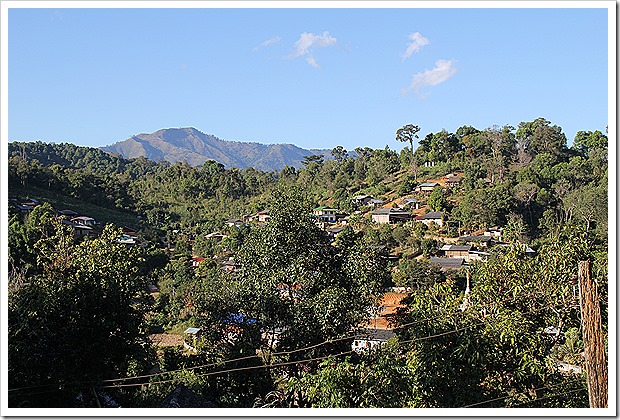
[100, 127, 332, 171]
[7, 117, 608, 409]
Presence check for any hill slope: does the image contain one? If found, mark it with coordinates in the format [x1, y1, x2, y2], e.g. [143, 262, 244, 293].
[101, 127, 330, 171]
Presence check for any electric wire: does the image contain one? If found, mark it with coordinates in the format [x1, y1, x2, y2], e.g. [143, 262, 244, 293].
[8, 309, 456, 395]
[461, 377, 585, 408]
[7, 302, 580, 399]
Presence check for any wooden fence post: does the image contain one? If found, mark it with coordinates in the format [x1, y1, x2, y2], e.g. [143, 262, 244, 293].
[578, 260, 608, 408]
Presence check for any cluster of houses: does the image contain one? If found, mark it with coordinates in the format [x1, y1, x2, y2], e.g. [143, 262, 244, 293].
[10, 196, 142, 247]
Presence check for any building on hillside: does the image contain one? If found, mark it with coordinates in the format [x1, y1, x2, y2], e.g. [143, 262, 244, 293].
[371, 208, 413, 224]
[429, 257, 464, 272]
[484, 226, 503, 239]
[397, 197, 421, 210]
[205, 232, 229, 241]
[459, 235, 496, 248]
[443, 245, 472, 258]
[22, 198, 40, 207]
[71, 216, 96, 227]
[313, 206, 338, 223]
[326, 227, 344, 241]
[225, 219, 245, 227]
[352, 195, 373, 207]
[417, 182, 440, 193]
[183, 327, 202, 352]
[416, 211, 444, 227]
[244, 210, 270, 224]
[192, 257, 206, 268]
[496, 242, 537, 257]
[58, 209, 79, 219]
[15, 204, 34, 213]
[352, 328, 395, 353]
[468, 250, 491, 262]
[122, 226, 139, 238]
[445, 173, 462, 188]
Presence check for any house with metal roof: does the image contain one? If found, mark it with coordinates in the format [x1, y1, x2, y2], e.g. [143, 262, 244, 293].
[417, 182, 440, 193]
[416, 211, 444, 227]
[371, 208, 413, 224]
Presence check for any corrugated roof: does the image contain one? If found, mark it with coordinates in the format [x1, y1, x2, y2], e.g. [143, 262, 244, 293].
[430, 257, 464, 267]
[420, 211, 444, 219]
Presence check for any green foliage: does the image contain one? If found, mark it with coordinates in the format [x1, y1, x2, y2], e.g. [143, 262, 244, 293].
[395, 258, 445, 289]
[286, 347, 416, 408]
[6, 116, 607, 408]
[236, 186, 387, 353]
[427, 185, 447, 211]
[9, 224, 150, 407]
[393, 228, 597, 408]
[420, 238, 438, 258]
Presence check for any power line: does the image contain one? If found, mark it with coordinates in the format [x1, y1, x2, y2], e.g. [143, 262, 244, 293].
[507, 387, 588, 408]
[8, 319, 481, 397]
[461, 377, 585, 408]
[7, 302, 579, 398]
[8, 310, 455, 395]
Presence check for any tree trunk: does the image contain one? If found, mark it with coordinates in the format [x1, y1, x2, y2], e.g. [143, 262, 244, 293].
[578, 260, 608, 408]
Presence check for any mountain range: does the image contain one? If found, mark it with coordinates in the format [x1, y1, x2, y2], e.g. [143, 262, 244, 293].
[101, 127, 331, 172]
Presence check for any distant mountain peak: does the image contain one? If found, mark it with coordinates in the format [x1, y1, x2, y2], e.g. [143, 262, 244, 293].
[101, 128, 330, 171]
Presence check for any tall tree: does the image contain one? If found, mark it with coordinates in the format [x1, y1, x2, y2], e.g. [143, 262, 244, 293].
[396, 124, 421, 179]
[9, 223, 150, 407]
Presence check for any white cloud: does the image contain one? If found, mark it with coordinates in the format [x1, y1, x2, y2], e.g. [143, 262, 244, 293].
[306, 56, 320, 68]
[291, 31, 337, 67]
[402, 32, 430, 61]
[253, 36, 282, 52]
[403, 59, 458, 95]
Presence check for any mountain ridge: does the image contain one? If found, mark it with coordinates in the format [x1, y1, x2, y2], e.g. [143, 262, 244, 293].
[101, 127, 331, 171]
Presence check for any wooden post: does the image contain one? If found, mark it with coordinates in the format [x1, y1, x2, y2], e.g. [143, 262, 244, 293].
[578, 260, 608, 408]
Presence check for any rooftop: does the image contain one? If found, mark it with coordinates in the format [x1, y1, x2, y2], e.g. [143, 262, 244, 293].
[420, 211, 444, 219]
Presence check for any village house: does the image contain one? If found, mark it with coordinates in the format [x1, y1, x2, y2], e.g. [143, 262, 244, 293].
[122, 226, 139, 238]
[445, 173, 462, 188]
[397, 197, 421, 210]
[225, 219, 245, 228]
[61, 215, 97, 236]
[441, 244, 472, 258]
[244, 210, 270, 224]
[71, 216, 96, 227]
[326, 227, 344, 241]
[313, 206, 338, 223]
[191, 257, 206, 268]
[21, 198, 40, 207]
[459, 235, 496, 249]
[417, 182, 440, 193]
[183, 327, 202, 352]
[352, 194, 373, 207]
[416, 211, 444, 227]
[468, 250, 491, 262]
[205, 232, 229, 241]
[371, 208, 413, 224]
[429, 257, 464, 272]
[484, 226, 503, 240]
[351, 328, 395, 353]
[497, 242, 537, 257]
[440, 244, 490, 262]
[57, 209, 79, 219]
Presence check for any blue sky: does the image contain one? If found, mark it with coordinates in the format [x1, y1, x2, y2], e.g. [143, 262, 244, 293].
[6, 4, 611, 152]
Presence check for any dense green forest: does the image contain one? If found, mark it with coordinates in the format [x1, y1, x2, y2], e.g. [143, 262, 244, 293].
[7, 117, 608, 408]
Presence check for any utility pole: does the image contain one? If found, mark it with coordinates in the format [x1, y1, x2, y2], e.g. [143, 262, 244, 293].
[578, 260, 608, 408]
